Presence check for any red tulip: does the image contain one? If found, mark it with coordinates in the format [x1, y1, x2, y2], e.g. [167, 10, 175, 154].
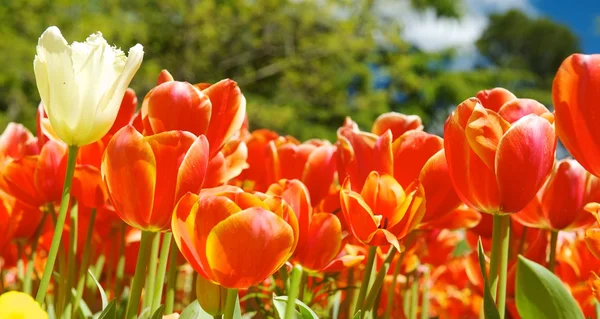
[444, 96, 556, 214]
[102, 126, 209, 231]
[553, 54, 600, 177]
[371, 112, 423, 140]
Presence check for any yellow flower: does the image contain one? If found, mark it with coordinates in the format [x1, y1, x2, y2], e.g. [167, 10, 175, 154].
[0, 291, 48, 318]
[33, 26, 144, 146]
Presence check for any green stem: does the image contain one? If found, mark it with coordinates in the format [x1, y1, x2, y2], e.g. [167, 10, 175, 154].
[125, 231, 157, 319]
[298, 270, 308, 303]
[143, 232, 161, 310]
[383, 251, 405, 319]
[36, 145, 79, 304]
[494, 215, 510, 319]
[72, 208, 96, 316]
[285, 264, 303, 319]
[66, 203, 78, 309]
[548, 230, 558, 272]
[23, 210, 49, 295]
[409, 273, 419, 319]
[488, 214, 503, 301]
[364, 247, 397, 313]
[223, 288, 238, 319]
[420, 269, 429, 319]
[151, 232, 173, 312]
[165, 239, 179, 314]
[115, 222, 127, 310]
[354, 246, 377, 316]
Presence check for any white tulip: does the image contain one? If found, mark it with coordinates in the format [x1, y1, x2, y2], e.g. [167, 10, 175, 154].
[33, 26, 144, 146]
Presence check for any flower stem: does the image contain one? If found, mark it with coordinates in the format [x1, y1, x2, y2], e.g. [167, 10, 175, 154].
[125, 230, 157, 319]
[72, 208, 96, 316]
[420, 268, 429, 319]
[408, 272, 419, 319]
[164, 239, 179, 314]
[35, 145, 79, 304]
[115, 222, 127, 311]
[383, 250, 405, 319]
[548, 230, 559, 272]
[285, 264, 303, 319]
[223, 288, 238, 319]
[143, 233, 161, 310]
[23, 209, 49, 295]
[364, 247, 397, 313]
[151, 232, 173, 312]
[354, 246, 377, 316]
[492, 214, 510, 319]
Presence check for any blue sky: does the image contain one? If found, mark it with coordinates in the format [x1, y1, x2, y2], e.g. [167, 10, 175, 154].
[376, 0, 599, 66]
[538, 0, 599, 54]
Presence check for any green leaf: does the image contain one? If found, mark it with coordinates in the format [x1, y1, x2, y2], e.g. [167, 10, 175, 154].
[96, 300, 117, 319]
[179, 300, 214, 319]
[233, 294, 243, 319]
[70, 288, 92, 318]
[352, 310, 361, 319]
[516, 255, 584, 319]
[88, 269, 108, 310]
[273, 295, 319, 319]
[150, 306, 164, 319]
[477, 238, 500, 319]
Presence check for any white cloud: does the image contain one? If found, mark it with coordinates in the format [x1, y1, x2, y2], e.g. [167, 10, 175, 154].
[376, 0, 537, 55]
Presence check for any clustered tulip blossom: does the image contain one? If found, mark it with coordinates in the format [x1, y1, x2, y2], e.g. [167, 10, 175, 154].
[1, 25, 600, 319]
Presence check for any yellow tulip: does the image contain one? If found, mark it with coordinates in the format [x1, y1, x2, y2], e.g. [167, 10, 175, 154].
[0, 291, 48, 319]
[33, 26, 144, 146]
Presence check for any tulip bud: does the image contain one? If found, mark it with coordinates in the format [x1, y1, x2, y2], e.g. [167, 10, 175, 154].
[196, 274, 227, 316]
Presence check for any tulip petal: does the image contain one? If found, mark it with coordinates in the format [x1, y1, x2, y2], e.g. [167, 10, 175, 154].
[371, 112, 423, 140]
[373, 130, 393, 176]
[102, 126, 156, 230]
[340, 190, 379, 243]
[302, 144, 337, 205]
[392, 130, 443, 188]
[205, 208, 295, 288]
[464, 104, 510, 171]
[497, 98, 550, 124]
[476, 87, 516, 112]
[175, 135, 209, 200]
[34, 140, 67, 203]
[203, 79, 247, 157]
[496, 115, 556, 213]
[418, 150, 461, 224]
[294, 213, 342, 271]
[361, 172, 406, 226]
[541, 159, 587, 230]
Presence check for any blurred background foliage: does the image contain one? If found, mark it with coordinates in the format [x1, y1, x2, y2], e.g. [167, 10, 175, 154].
[0, 0, 581, 140]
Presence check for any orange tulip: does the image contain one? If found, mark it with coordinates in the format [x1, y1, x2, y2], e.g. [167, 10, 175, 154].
[234, 129, 279, 191]
[266, 179, 350, 271]
[172, 186, 299, 288]
[475, 87, 517, 112]
[553, 54, 600, 177]
[371, 112, 423, 140]
[141, 70, 246, 157]
[444, 96, 556, 214]
[0, 123, 38, 167]
[102, 126, 209, 231]
[514, 159, 600, 231]
[203, 138, 249, 188]
[340, 171, 426, 251]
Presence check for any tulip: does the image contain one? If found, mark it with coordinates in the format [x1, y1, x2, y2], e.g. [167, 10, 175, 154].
[172, 186, 299, 289]
[445, 94, 556, 318]
[0, 291, 48, 319]
[340, 171, 426, 251]
[33, 26, 143, 147]
[102, 126, 209, 232]
[514, 159, 600, 231]
[553, 54, 600, 177]
[371, 112, 423, 140]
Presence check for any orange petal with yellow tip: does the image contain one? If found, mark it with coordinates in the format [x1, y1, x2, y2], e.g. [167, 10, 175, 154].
[387, 180, 426, 239]
[371, 112, 423, 140]
[497, 98, 550, 124]
[267, 179, 311, 253]
[145, 81, 212, 137]
[392, 130, 443, 188]
[585, 228, 600, 260]
[294, 213, 343, 271]
[366, 228, 401, 252]
[203, 79, 246, 157]
[340, 190, 379, 243]
[172, 192, 211, 279]
[175, 135, 209, 200]
[102, 126, 157, 230]
[496, 115, 556, 213]
[476, 87, 516, 112]
[205, 208, 295, 288]
[589, 272, 600, 303]
[464, 104, 510, 171]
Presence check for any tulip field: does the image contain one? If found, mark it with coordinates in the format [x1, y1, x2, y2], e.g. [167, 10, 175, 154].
[1, 25, 600, 319]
